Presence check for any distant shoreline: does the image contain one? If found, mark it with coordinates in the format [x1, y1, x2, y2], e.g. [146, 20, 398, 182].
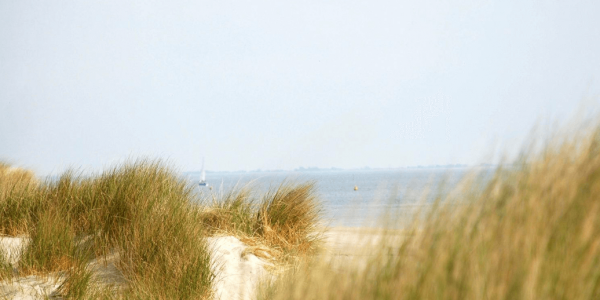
[190, 164, 505, 174]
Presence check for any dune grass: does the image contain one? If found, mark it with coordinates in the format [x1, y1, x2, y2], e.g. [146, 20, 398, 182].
[0, 159, 324, 298]
[0, 249, 12, 281]
[3, 120, 599, 299]
[199, 180, 322, 260]
[259, 124, 600, 300]
[200, 186, 257, 236]
[9, 122, 598, 299]
[0, 160, 214, 299]
[0, 163, 39, 235]
[255, 182, 321, 255]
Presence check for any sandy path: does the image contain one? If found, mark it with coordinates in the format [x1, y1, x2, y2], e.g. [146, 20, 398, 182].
[207, 236, 272, 300]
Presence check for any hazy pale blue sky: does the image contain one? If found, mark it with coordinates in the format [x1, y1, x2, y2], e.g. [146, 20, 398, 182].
[1, 0, 599, 175]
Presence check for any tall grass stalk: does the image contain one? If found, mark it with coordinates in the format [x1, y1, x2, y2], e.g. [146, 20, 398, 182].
[0, 164, 40, 235]
[20, 206, 79, 274]
[0, 248, 13, 281]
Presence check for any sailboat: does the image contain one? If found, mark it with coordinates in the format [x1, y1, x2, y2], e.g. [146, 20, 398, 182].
[199, 159, 208, 187]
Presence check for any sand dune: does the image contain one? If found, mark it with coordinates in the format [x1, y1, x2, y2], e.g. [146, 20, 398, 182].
[0, 235, 274, 300]
[0, 228, 398, 299]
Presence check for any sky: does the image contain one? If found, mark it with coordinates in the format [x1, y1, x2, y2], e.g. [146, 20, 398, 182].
[1, 0, 600, 175]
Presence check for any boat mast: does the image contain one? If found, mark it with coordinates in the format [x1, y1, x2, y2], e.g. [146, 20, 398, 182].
[200, 158, 206, 182]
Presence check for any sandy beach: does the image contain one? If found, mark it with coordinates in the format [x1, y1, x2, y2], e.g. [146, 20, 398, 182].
[0, 227, 407, 300]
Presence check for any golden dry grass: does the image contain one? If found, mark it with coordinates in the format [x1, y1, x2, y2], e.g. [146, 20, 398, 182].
[0, 160, 324, 298]
[0, 160, 214, 299]
[199, 180, 323, 262]
[0, 163, 39, 236]
[260, 124, 600, 300]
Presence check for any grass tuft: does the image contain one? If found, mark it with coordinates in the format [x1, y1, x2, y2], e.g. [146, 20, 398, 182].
[0, 164, 40, 235]
[201, 186, 256, 236]
[200, 180, 322, 259]
[57, 263, 93, 299]
[0, 248, 13, 281]
[256, 181, 321, 254]
[20, 206, 79, 274]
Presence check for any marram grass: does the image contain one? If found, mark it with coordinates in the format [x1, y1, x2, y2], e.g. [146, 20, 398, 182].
[0, 163, 39, 235]
[199, 180, 322, 260]
[259, 125, 600, 300]
[0, 159, 323, 298]
[5, 122, 597, 299]
[0, 160, 214, 299]
[256, 181, 321, 255]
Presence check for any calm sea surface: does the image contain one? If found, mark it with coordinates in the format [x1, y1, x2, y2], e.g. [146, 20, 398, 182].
[184, 168, 490, 227]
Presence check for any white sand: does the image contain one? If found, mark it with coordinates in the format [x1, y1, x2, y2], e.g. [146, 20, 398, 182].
[0, 275, 62, 300]
[0, 235, 273, 300]
[322, 227, 406, 252]
[318, 227, 407, 273]
[0, 237, 125, 300]
[0, 236, 30, 267]
[0, 229, 388, 299]
[0, 236, 62, 300]
[205, 228, 402, 300]
[207, 236, 272, 300]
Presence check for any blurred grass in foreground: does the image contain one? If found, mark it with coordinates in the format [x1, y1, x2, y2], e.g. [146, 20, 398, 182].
[260, 123, 600, 300]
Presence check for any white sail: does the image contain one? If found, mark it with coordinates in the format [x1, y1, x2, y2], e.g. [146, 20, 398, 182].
[199, 158, 208, 186]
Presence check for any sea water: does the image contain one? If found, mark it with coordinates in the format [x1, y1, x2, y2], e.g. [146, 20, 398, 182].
[185, 168, 491, 227]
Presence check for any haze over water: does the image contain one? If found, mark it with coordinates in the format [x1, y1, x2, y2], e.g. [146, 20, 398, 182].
[186, 168, 488, 227]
